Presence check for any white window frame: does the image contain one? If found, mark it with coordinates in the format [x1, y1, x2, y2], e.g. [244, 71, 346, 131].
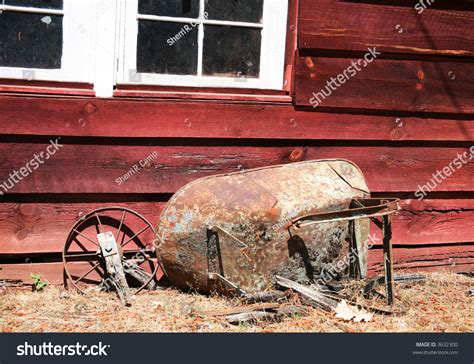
[0, 0, 289, 97]
[116, 0, 289, 90]
[0, 0, 95, 83]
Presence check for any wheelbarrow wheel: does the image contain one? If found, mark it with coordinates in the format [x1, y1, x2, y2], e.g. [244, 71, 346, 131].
[63, 207, 164, 295]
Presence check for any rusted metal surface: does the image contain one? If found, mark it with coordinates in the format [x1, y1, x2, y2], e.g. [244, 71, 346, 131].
[156, 159, 372, 294]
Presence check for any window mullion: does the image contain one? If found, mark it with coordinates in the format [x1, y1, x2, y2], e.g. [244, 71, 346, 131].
[197, 0, 205, 77]
[93, 0, 119, 97]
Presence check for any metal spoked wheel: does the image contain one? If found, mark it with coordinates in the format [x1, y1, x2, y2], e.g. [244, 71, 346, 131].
[63, 207, 164, 297]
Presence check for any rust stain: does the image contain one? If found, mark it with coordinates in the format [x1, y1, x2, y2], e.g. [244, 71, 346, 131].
[305, 57, 315, 69]
[417, 69, 425, 80]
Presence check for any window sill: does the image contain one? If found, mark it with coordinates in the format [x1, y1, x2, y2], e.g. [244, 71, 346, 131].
[0, 79, 95, 97]
[113, 85, 292, 103]
[0, 80, 293, 104]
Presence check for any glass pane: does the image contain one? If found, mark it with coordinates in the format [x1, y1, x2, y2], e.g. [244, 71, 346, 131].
[137, 20, 198, 75]
[0, 12, 62, 69]
[5, 0, 63, 9]
[203, 25, 260, 77]
[205, 0, 263, 23]
[138, 0, 199, 18]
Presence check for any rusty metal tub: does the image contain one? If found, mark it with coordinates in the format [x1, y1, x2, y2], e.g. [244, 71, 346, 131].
[156, 159, 371, 294]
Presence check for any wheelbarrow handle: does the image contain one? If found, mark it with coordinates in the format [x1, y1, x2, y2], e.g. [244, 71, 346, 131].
[288, 198, 400, 230]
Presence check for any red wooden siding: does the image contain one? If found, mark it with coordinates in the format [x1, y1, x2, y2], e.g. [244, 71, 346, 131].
[1, 96, 473, 141]
[0, 143, 472, 194]
[294, 56, 474, 113]
[0, 202, 166, 255]
[369, 244, 474, 275]
[298, 0, 474, 56]
[0, 0, 473, 284]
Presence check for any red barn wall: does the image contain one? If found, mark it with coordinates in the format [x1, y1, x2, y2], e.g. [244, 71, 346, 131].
[0, 0, 473, 284]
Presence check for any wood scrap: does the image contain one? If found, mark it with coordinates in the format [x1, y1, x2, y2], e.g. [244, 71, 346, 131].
[124, 260, 157, 290]
[275, 275, 338, 312]
[0, 279, 25, 288]
[394, 273, 427, 283]
[199, 302, 280, 317]
[364, 273, 426, 298]
[275, 305, 307, 317]
[242, 290, 287, 304]
[226, 311, 276, 324]
[276, 275, 404, 316]
[225, 305, 307, 325]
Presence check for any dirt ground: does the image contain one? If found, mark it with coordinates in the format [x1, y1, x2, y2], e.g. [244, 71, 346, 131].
[0, 272, 472, 333]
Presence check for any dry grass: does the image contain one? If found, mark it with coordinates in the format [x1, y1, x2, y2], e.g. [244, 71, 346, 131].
[0, 272, 472, 333]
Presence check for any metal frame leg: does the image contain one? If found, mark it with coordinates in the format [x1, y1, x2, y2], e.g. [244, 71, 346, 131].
[382, 215, 394, 305]
[348, 220, 361, 278]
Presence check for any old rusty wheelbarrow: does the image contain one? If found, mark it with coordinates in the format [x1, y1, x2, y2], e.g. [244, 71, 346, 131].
[156, 159, 399, 304]
[62, 159, 398, 305]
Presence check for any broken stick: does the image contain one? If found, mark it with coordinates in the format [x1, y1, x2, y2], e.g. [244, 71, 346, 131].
[275, 275, 338, 312]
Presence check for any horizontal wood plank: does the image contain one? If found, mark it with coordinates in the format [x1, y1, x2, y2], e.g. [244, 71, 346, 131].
[0, 262, 66, 285]
[368, 244, 474, 275]
[0, 96, 473, 141]
[0, 200, 472, 255]
[371, 199, 474, 247]
[0, 202, 165, 255]
[0, 144, 473, 194]
[298, 0, 474, 57]
[294, 56, 474, 113]
[0, 262, 104, 286]
[0, 143, 472, 195]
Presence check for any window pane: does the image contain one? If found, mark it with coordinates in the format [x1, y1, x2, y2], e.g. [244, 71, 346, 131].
[5, 0, 63, 9]
[0, 12, 62, 69]
[205, 0, 263, 23]
[138, 0, 199, 18]
[203, 25, 260, 77]
[137, 20, 198, 75]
